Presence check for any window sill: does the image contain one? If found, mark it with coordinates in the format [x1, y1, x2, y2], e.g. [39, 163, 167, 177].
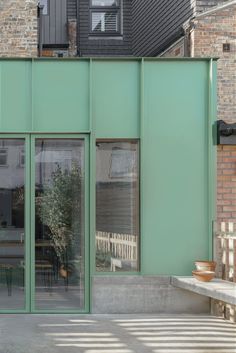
[88, 35, 123, 40]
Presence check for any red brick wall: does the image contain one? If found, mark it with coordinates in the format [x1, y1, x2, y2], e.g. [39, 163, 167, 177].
[161, 38, 185, 57]
[192, 6, 236, 123]
[192, 6, 236, 222]
[217, 145, 236, 223]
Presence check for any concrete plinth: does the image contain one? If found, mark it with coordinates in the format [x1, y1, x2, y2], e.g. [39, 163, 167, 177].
[91, 276, 210, 314]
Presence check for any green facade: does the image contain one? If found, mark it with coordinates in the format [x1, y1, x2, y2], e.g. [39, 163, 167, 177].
[0, 58, 217, 312]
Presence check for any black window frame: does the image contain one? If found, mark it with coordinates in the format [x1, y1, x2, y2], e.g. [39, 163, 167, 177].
[89, 0, 121, 36]
[0, 148, 8, 167]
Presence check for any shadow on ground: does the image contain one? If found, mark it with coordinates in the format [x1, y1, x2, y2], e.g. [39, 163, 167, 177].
[0, 314, 235, 353]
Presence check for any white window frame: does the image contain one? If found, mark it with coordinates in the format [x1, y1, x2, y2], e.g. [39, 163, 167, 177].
[38, 0, 49, 15]
[90, 0, 121, 36]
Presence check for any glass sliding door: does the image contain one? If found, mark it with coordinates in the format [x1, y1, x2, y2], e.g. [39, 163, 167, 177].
[0, 139, 26, 310]
[33, 137, 87, 311]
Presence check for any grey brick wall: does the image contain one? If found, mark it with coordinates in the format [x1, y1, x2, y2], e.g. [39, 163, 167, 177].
[0, 0, 38, 57]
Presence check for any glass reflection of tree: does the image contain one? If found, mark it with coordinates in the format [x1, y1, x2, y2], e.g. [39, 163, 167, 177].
[12, 186, 24, 228]
[37, 164, 82, 269]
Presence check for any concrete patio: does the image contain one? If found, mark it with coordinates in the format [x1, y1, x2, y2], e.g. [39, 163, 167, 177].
[0, 314, 235, 353]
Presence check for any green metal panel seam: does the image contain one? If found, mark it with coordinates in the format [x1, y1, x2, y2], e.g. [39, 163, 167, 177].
[30, 135, 35, 311]
[140, 58, 144, 275]
[208, 59, 213, 260]
[89, 59, 93, 133]
[31, 59, 34, 131]
[25, 135, 31, 312]
[84, 134, 90, 313]
[89, 59, 95, 312]
[208, 59, 217, 260]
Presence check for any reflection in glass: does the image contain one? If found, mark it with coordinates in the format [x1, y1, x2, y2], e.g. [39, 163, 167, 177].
[92, 0, 118, 6]
[92, 12, 118, 33]
[35, 139, 85, 310]
[96, 141, 139, 272]
[0, 139, 25, 309]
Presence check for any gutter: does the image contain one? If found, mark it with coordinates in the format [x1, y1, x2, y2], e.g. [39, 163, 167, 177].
[38, 4, 44, 57]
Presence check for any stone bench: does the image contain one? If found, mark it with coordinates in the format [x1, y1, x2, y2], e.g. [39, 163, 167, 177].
[171, 276, 236, 306]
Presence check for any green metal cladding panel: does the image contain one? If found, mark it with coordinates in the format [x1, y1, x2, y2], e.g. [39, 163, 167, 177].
[33, 60, 90, 131]
[0, 58, 216, 276]
[0, 61, 32, 131]
[92, 60, 140, 138]
[141, 60, 214, 275]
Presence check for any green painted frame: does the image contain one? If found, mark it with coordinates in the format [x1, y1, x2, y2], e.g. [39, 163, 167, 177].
[208, 59, 217, 260]
[0, 133, 90, 314]
[92, 138, 141, 276]
[0, 134, 30, 313]
[30, 134, 90, 314]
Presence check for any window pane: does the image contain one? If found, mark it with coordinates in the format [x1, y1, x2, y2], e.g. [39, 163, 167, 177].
[92, 0, 118, 6]
[0, 150, 7, 166]
[92, 12, 118, 33]
[96, 141, 139, 272]
[0, 139, 25, 309]
[39, 0, 48, 15]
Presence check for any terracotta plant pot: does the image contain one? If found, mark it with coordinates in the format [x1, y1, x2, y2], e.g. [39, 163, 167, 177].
[192, 270, 215, 282]
[59, 266, 71, 278]
[195, 260, 216, 272]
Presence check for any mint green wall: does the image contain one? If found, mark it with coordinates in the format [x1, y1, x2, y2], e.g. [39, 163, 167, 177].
[0, 61, 32, 131]
[33, 61, 90, 132]
[0, 58, 216, 275]
[142, 61, 210, 275]
[92, 61, 140, 138]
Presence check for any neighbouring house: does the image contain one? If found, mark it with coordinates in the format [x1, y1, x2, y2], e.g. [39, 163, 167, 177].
[1, 0, 232, 59]
[37, 0, 195, 57]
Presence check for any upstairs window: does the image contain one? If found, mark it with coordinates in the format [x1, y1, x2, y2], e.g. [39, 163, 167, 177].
[0, 149, 7, 166]
[90, 0, 121, 35]
[19, 149, 25, 167]
[38, 0, 49, 15]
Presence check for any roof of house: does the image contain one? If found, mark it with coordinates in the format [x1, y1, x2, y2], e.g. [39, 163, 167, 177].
[160, 0, 236, 56]
[195, 0, 236, 19]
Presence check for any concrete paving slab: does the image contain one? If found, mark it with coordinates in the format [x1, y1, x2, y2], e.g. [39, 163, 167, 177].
[0, 314, 235, 353]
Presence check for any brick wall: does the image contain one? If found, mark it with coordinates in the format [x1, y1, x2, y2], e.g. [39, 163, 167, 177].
[192, 6, 236, 224]
[0, 0, 38, 57]
[196, 0, 230, 13]
[217, 146, 236, 223]
[161, 37, 185, 57]
[192, 6, 236, 123]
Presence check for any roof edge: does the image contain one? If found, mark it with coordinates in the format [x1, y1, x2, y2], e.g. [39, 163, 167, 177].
[0, 57, 219, 61]
[195, 0, 236, 19]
